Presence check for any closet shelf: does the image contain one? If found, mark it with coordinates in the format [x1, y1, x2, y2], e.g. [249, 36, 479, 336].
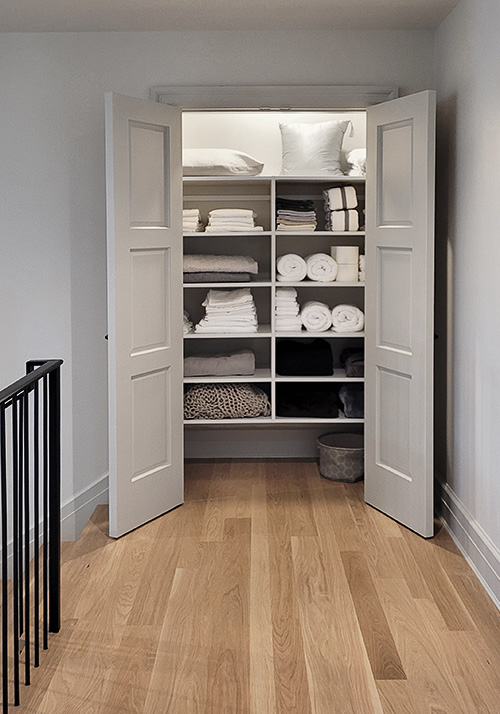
[274, 280, 364, 287]
[184, 325, 272, 339]
[275, 372, 364, 383]
[184, 368, 271, 383]
[183, 279, 272, 288]
[274, 330, 365, 338]
[183, 231, 272, 237]
[273, 417, 365, 424]
[184, 417, 274, 425]
[276, 231, 365, 237]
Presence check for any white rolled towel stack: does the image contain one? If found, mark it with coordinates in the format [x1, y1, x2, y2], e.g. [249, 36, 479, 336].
[183, 208, 203, 233]
[276, 254, 307, 282]
[301, 301, 333, 332]
[306, 253, 338, 282]
[331, 304, 365, 333]
[275, 287, 302, 331]
[330, 246, 359, 283]
[359, 254, 366, 282]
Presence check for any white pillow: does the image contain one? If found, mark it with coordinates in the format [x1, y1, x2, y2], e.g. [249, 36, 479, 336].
[279, 120, 349, 176]
[346, 148, 367, 176]
[183, 148, 264, 176]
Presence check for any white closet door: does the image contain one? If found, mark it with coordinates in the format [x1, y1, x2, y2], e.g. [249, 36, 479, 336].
[105, 93, 184, 538]
[365, 90, 436, 538]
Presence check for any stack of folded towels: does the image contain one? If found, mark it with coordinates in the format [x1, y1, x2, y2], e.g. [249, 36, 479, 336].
[330, 246, 359, 282]
[275, 287, 302, 331]
[276, 197, 317, 231]
[195, 288, 258, 333]
[183, 254, 258, 283]
[183, 310, 194, 335]
[184, 349, 255, 377]
[359, 254, 366, 282]
[183, 208, 203, 233]
[324, 185, 360, 232]
[276, 253, 338, 282]
[205, 208, 264, 233]
[331, 304, 365, 333]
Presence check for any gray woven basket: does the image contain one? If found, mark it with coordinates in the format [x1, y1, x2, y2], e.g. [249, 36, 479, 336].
[317, 433, 364, 482]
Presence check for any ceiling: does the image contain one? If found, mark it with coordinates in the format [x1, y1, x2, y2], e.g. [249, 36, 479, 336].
[0, 0, 460, 33]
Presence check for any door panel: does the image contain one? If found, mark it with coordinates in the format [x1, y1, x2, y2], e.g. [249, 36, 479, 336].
[105, 93, 183, 538]
[365, 90, 436, 538]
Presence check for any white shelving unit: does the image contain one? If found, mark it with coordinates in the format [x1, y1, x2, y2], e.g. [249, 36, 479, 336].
[183, 175, 365, 427]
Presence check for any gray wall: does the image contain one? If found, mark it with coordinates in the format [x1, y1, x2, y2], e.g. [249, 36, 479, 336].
[0, 29, 435, 536]
[435, 0, 500, 601]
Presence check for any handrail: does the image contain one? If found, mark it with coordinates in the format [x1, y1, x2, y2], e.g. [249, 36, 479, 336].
[0, 359, 63, 713]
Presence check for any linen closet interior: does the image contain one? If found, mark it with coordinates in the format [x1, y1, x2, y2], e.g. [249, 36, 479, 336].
[181, 109, 367, 462]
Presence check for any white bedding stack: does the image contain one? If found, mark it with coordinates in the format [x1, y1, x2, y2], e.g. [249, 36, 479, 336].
[195, 288, 258, 333]
[359, 254, 366, 282]
[275, 287, 302, 331]
[183, 208, 203, 233]
[205, 208, 264, 232]
[330, 245, 359, 283]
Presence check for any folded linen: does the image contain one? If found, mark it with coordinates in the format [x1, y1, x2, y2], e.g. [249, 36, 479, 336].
[203, 287, 254, 307]
[326, 209, 359, 232]
[276, 287, 298, 299]
[183, 272, 251, 283]
[340, 349, 364, 378]
[338, 383, 364, 418]
[183, 310, 194, 335]
[301, 301, 333, 332]
[195, 322, 258, 334]
[276, 339, 334, 376]
[183, 254, 258, 274]
[275, 317, 303, 331]
[184, 349, 255, 377]
[331, 304, 365, 333]
[276, 254, 307, 282]
[359, 255, 366, 270]
[330, 245, 359, 264]
[205, 225, 264, 233]
[336, 264, 359, 282]
[324, 185, 358, 211]
[306, 253, 338, 282]
[277, 224, 316, 232]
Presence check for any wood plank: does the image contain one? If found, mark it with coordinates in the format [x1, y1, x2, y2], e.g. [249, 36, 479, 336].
[341, 551, 406, 681]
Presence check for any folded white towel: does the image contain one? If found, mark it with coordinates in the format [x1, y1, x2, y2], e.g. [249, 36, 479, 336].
[276, 287, 298, 299]
[183, 310, 194, 335]
[301, 301, 333, 332]
[330, 245, 359, 265]
[326, 210, 359, 232]
[359, 271, 366, 282]
[195, 322, 258, 334]
[277, 224, 316, 231]
[331, 304, 365, 333]
[324, 185, 358, 211]
[336, 264, 359, 282]
[203, 287, 254, 307]
[205, 225, 264, 233]
[183, 254, 258, 274]
[359, 255, 366, 270]
[275, 317, 303, 331]
[276, 254, 307, 282]
[306, 253, 338, 282]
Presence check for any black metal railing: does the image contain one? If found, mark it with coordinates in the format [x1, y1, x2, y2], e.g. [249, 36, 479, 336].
[0, 359, 62, 713]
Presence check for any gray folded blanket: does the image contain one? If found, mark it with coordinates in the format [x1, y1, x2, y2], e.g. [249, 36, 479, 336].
[183, 254, 258, 274]
[184, 272, 252, 283]
[184, 349, 256, 377]
[338, 384, 364, 418]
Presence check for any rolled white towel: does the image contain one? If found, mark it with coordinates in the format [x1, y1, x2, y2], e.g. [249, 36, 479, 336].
[336, 264, 359, 282]
[331, 304, 365, 333]
[323, 185, 358, 211]
[306, 253, 338, 282]
[301, 301, 333, 332]
[276, 254, 307, 282]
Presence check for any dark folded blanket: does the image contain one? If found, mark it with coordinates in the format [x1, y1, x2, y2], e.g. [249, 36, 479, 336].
[276, 339, 334, 376]
[338, 384, 364, 418]
[340, 348, 365, 377]
[183, 272, 252, 283]
[276, 383, 339, 418]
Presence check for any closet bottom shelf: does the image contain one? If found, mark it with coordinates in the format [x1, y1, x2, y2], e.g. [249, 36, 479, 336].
[184, 417, 364, 425]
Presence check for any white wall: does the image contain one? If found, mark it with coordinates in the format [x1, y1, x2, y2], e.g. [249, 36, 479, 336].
[0, 28, 435, 538]
[435, 0, 500, 604]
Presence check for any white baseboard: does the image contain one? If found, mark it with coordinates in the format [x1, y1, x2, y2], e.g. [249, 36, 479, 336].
[60, 473, 109, 541]
[437, 478, 500, 610]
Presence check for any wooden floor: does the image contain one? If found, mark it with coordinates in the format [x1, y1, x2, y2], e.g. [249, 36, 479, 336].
[9, 460, 500, 713]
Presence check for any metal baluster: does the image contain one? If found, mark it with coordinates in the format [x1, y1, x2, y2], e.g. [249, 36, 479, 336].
[23, 389, 30, 686]
[42, 376, 48, 651]
[1, 406, 8, 713]
[17, 398, 23, 641]
[11, 399, 20, 706]
[48, 368, 61, 634]
[33, 383, 40, 668]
